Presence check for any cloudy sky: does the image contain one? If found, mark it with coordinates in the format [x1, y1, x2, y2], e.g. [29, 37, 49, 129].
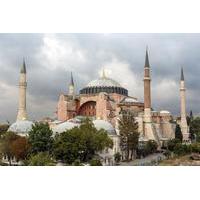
[0, 33, 199, 123]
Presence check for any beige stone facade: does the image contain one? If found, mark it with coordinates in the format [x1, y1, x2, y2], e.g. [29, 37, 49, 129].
[56, 52, 175, 146]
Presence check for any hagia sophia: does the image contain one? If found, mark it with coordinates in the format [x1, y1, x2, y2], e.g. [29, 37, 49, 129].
[8, 49, 190, 163]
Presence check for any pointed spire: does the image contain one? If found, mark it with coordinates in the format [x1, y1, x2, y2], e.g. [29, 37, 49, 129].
[181, 67, 184, 81]
[144, 46, 150, 68]
[70, 72, 74, 86]
[20, 58, 26, 74]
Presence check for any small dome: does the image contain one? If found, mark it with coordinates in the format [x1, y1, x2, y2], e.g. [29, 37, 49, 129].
[52, 121, 79, 135]
[160, 110, 170, 114]
[8, 120, 34, 136]
[93, 119, 116, 135]
[121, 97, 139, 103]
[87, 77, 121, 87]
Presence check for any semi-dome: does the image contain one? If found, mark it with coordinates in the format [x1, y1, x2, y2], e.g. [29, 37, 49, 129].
[8, 120, 34, 136]
[52, 121, 79, 135]
[93, 119, 116, 135]
[80, 71, 128, 96]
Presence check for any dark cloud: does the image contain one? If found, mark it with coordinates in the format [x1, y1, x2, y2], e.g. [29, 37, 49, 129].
[0, 33, 199, 123]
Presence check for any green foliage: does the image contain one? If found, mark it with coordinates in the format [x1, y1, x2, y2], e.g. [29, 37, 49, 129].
[53, 118, 113, 165]
[0, 124, 9, 136]
[167, 138, 181, 151]
[118, 111, 139, 160]
[189, 117, 200, 141]
[145, 140, 158, 154]
[174, 143, 190, 156]
[114, 152, 121, 164]
[72, 159, 83, 166]
[28, 122, 53, 155]
[175, 124, 183, 142]
[89, 158, 102, 166]
[163, 150, 171, 158]
[27, 152, 55, 166]
[190, 143, 200, 153]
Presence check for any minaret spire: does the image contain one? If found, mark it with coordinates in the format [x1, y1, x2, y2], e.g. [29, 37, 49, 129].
[17, 59, 28, 121]
[145, 46, 150, 68]
[21, 58, 26, 74]
[68, 72, 75, 97]
[70, 72, 74, 86]
[144, 47, 151, 110]
[181, 67, 184, 81]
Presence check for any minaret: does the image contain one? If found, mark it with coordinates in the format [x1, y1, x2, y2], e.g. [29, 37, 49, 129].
[16, 59, 28, 121]
[142, 48, 158, 142]
[143, 48, 152, 123]
[68, 72, 75, 97]
[180, 67, 189, 141]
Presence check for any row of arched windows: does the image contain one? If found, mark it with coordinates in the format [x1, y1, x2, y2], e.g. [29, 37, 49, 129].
[80, 86, 128, 96]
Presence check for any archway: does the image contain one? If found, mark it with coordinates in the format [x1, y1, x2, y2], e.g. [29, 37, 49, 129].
[78, 101, 96, 117]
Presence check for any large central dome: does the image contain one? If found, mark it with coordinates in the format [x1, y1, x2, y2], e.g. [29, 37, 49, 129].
[80, 70, 128, 96]
[87, 76, 121, 87]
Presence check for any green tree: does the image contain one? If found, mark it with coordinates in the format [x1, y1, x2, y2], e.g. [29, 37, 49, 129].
[167, 138, 181, 151]
[118, 111, 139, 161]
[145, 140, 158, 154]
[27, 152, 55, 166]
[0, 124, 9, 137]
[189, 117, 200, 142]
[53, 119, 113, 165]
[28, 122, 53, 155]
[175, 124, 183, 142]
[174, 143, 190, 156]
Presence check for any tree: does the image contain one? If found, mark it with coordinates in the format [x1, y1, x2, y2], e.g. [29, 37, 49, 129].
[167, 138, 181, 151]
[53, 118, 113, 165]
[118, 111, 139, 161]
[175, 124, 183, 142]
[145, 140, 158, 154]
[0, 132, 19, 165]
[28, 122, 53, 155]
[0, 124, 9, 137]
[27, 152, 55, 166]
[189, 117, 200, 142]
[11, 137, 30, 162]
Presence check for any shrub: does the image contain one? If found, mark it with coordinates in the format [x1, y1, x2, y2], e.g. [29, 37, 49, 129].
[174, 144, 190, 156]
[167, 139, 181, 151]
[145, 140, 158, 154]
[114, 152, 121, 164]
[72, 159, 83, 166]
[89, 158, 102, 166]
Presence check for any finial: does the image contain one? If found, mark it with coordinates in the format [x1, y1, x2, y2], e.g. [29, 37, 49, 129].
[20, 58, 26, 74]
[101, 68, 106, 78]
[181, 67, 184, 81]
[145, 47, 150, 68]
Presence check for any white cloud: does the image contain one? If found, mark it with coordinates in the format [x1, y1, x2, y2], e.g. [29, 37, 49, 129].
[37, 34, 87, 71]
[100, 57, 143, 99]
